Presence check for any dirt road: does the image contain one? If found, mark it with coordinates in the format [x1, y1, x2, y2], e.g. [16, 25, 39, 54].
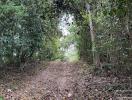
[1, 61, 130, 100]
[2, 61, 81, 100]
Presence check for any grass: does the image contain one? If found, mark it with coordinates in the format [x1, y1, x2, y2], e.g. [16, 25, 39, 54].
[0, 96, 3, 100]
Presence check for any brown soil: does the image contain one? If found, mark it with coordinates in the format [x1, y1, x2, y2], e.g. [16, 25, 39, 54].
[0, 61, 132, 100]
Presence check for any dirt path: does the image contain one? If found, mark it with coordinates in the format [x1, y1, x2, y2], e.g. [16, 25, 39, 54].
[1, 61, 131, 100]
[10, 61, 80, 100]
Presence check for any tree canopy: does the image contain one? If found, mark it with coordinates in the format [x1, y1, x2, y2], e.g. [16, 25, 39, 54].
[0, 0, 132, 74]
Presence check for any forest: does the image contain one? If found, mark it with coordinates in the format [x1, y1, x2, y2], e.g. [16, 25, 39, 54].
[0, 0, 132, 100]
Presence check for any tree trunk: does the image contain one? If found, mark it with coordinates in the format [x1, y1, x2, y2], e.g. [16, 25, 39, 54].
[86, 3, 100, 67]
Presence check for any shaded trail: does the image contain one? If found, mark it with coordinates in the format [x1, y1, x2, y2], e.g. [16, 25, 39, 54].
[1, 61, 131, 100]
[14, 61, 80, 100]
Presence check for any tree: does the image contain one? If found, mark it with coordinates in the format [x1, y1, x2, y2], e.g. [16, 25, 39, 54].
[0, 0, 59, 67]
[86, 3, 100, 67]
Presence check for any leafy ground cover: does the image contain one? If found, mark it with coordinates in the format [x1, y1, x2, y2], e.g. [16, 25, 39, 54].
[0, 61, 131, 100]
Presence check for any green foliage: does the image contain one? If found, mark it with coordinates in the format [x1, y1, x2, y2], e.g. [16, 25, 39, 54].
[0, 0, 58, 66]
[0, 96, 3, 100]
[56, 0, 132, 72]
[0, 2, 25, 16]
[0, 0, 131, 73]
[36, 36, 62, 60]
